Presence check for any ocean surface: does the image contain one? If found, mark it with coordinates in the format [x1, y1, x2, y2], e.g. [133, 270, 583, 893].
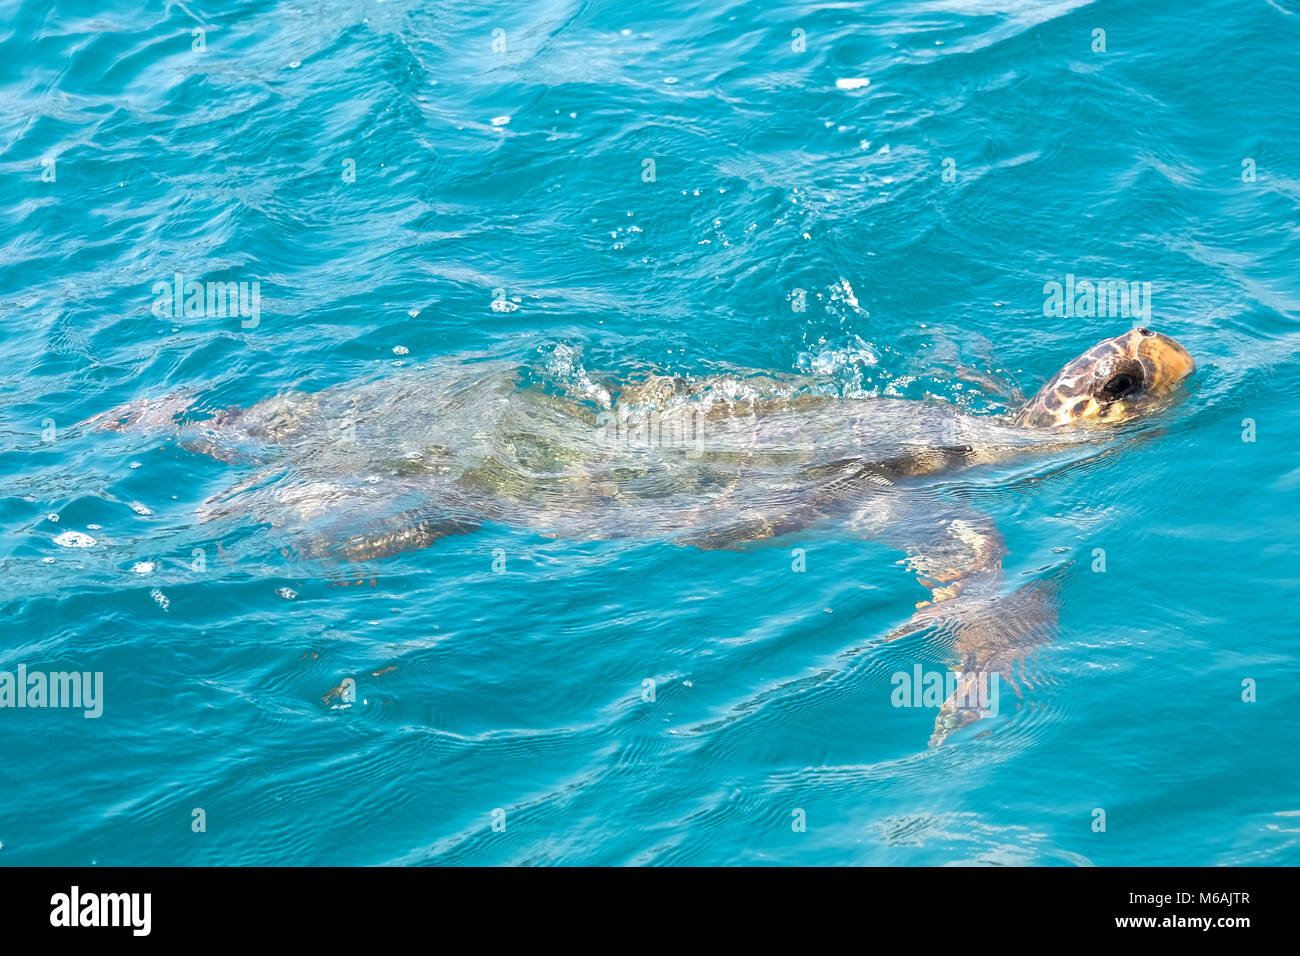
[1, 0, 1298, 866]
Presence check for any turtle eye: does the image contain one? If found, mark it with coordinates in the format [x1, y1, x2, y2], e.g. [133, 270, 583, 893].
[1094, 359, 1144, 401]
[1103, 374, 1136, 397]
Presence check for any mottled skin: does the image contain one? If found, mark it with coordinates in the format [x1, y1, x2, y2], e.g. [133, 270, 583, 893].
[84, 327, 1195, 746]
[1013, 327, 1195, 427]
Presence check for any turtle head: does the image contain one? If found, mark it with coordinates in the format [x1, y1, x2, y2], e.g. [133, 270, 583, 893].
[1013, 327, 1195, 428]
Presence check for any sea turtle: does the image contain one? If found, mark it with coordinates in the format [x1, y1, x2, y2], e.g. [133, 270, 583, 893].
[84, 326, 1195, 744]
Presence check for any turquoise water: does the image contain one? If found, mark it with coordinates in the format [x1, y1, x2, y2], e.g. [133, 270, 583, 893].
[2, 0, 1299, 866]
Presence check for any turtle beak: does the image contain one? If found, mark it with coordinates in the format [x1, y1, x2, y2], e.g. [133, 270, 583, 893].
[1131, 327, 1195, 390]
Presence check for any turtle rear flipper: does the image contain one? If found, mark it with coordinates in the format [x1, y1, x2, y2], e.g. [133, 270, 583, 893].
[274, 489, 484, 563]
[674, 511, 814, 550]
[330, 513, 482, 562]
[81, 389, 290, 463]
[79, 389, 198, 433]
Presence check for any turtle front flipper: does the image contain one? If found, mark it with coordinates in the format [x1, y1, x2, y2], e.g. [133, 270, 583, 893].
[919, 571, 1064, 747]
[849, 493, 1062, 747]
[903, 513, 1006, 611]
[843, 492, 1008, 611]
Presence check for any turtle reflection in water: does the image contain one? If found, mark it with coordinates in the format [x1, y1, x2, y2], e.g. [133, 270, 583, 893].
[88, 327, 1195, 745]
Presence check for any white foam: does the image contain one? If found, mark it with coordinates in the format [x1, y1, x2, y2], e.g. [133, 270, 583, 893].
[54, 531, 96, 548]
